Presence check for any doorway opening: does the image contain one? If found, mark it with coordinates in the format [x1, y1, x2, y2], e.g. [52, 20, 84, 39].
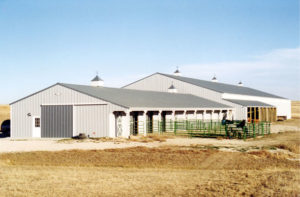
[131, 112, 139, 135]
[147, 111, 154, 133]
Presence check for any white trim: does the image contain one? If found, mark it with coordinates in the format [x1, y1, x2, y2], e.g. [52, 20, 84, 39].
[128, 107, 233, 111]
[40, 103, 107, 106]
[32, 116, 41, 138]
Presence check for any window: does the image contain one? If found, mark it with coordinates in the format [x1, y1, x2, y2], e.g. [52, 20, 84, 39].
[35, 118, 40, 128]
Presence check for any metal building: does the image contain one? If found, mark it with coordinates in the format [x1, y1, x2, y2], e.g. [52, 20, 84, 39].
[123, 71, 291, 122]
[10, 77, 232, 138]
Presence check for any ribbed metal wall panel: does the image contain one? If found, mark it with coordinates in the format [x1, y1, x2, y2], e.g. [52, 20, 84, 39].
[124, 74, 225, 102]
[74, 104, 109, 137]
[10, 84, 126, 138]
[41, 105, 73, 138]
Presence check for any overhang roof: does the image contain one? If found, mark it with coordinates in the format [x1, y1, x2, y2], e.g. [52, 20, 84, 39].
[60, 83, 231, 109]
[224, 99, 274, 107]
[158, 73, 284, 99]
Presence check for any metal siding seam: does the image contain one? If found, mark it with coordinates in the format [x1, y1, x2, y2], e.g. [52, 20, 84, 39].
[62, 106, 65, 137]
[53, 106, 56, 137]
[55, 106, 58, 137]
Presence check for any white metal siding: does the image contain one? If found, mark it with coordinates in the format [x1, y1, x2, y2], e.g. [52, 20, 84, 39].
[10, 84, 126, 138]
[74, 104, 111, 138]
[222, 93, 291, 119]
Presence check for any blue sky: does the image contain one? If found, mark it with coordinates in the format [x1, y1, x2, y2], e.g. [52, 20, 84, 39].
[0, 0, 299, 104]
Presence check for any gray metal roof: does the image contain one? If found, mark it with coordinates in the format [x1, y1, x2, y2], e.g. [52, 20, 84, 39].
[224, 99, 274, 107]
[60, 83, 231, 109]
[159, 73, 284, 99]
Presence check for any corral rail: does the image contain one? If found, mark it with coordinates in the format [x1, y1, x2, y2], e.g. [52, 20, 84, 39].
[130, 120, 271, 139]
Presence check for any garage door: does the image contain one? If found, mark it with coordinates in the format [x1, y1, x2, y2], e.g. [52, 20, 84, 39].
[41, 105, 73, 138]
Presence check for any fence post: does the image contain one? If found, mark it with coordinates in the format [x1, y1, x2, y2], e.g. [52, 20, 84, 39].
[185, 119, 188, 131]
[158, 120, 160, 134]
[253, 123, 256, 138]
[174, 120, 177, 135]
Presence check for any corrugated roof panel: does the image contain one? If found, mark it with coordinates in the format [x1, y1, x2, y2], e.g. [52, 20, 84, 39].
[224, 99, 274, 107]
[159, 73, 284, 99]
[60, 83, 231, 109]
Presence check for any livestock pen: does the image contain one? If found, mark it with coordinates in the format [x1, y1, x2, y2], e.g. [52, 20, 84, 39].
[130, 119, 271, 139]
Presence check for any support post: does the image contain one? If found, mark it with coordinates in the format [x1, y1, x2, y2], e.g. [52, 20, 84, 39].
[158, 110, 162, 133]
[141, 111, 147, 136]
[123, 111, 131, 138]
[172, 110, 176, 133]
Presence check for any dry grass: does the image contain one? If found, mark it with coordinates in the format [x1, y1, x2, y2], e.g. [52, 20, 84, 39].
[274, 143, 300, 154]
[0, 146, 299, 196]
[292, 101, 300, 119]
[2, 147, 299, 170]
[3, 130, 300, 196]
[0, 104, 9, 126]
[0, 166, 298, 197]
[252, 131, 300, 154]
[1, 132, 300, 196]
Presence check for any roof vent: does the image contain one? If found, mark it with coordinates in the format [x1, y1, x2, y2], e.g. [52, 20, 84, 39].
[211, 75, 218, 82]
[91, 74, 104, 87]
[168, 82, 178, 93]
[173, 67, 182, 76]
[238, 81, 243, 86]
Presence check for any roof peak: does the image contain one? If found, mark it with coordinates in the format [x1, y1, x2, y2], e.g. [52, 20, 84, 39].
[91, 75, 103, 82]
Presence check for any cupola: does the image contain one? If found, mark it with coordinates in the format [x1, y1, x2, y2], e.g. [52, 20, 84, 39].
[168, 82, 177, 93]
[91, 74, 104, 87]
[173, 67, 182, 76]
[211, 75, 218, 82]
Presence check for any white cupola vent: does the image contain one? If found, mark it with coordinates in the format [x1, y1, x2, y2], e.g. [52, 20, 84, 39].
[91, 74, 104, 87]
[238, 81, 243, 86]
[168, 83, 178, 93]
[211, 75, 218, 82]
[173, 67, 182, 76]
